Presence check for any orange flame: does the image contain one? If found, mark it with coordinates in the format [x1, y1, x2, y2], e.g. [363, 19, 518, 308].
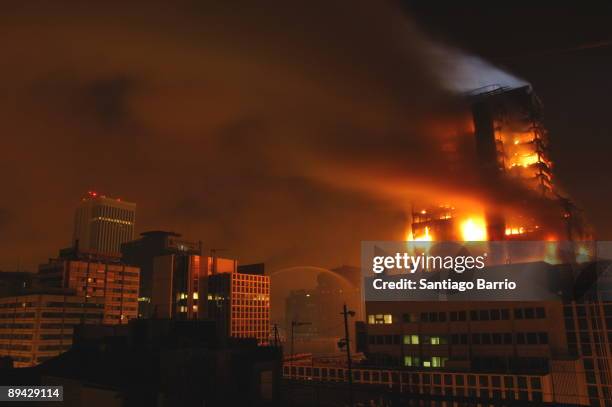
[460, 217, 487, 241]
[413, 226, 433, 241]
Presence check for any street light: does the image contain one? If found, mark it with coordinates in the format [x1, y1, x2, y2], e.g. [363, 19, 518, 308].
[340, 304, 356, 407]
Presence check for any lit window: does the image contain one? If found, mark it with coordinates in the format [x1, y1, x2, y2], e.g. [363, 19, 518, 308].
[404, 356, 420, 367]
[367, 314, 392, 324]
[403, 334, 419, 345]
[431, 336, 441, 345]
[193, 292, 199, 300]
[431, 357, 447, 368]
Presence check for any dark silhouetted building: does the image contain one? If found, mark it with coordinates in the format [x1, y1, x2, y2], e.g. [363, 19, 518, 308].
[0, 271, 36, 297]
[1, 319, 282, 406]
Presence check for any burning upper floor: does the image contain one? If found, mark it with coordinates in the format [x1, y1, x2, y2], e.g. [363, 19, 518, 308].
[471, 85, 553, 196]
[410, 85, 590, 242]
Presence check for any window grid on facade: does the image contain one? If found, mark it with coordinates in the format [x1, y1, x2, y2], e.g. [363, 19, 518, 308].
[229, 273, 270, 343]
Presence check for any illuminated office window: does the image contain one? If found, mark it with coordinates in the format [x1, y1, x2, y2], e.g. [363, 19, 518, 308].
[403, 334, 419, 345]
[404, 356, 420, 367]
[368, 314, 393, 324]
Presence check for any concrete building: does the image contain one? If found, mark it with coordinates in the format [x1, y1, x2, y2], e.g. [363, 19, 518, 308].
[411, 86, 590, 243]
[150, 253, 206, 320]
[0, 291, 104, 367]
[208, 264, 270, 344]
[121, 230, 269, 344]
[357, 262, 612, 406]
[121, 231, 202, 318]
[38, 248, 139, 325]
[73, 191, 136, 256]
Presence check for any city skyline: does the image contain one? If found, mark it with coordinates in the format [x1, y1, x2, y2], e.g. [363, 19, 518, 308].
[1, 3, 612, 275]
[0, 3, 611, 406]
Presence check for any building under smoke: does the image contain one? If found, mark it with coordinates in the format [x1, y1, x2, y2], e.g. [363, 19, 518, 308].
[411, 85, 590, 244]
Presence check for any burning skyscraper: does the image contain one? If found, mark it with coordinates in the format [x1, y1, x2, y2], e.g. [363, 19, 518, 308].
[410, 85, 590, 244]
[342, 85, 611, 407]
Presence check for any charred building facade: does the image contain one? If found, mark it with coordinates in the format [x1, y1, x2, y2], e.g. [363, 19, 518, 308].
[411, 85, 589, 244]
[357, 86, 610, 407]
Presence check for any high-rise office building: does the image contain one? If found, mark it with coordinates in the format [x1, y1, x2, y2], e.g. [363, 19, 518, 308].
[121, 231, 270, 343]
[147, 253, 240, 321]
[208, 263, 270, 344]
[357, 261, 612, 407]
[121, 231, 203, 318]
[0, 291, 104, 367]
[73, 191, 136, 256]
[38, 248, 139, 325]
[150, 253, 206, 320]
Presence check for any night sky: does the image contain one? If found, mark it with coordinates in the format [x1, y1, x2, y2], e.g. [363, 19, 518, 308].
[404, 3, 612, 238]
[1, 2, 611, 272]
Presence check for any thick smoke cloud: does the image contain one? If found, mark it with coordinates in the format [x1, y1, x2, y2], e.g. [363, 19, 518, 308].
[428, 43, 529, 93]
[0, 1, 513, 271]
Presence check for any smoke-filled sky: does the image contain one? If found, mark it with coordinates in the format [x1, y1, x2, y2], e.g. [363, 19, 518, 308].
[1, 1, 610, 271]
[407, 3, 612, 237]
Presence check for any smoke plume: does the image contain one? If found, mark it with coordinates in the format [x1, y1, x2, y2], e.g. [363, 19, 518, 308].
[0, 1, 529, 271]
